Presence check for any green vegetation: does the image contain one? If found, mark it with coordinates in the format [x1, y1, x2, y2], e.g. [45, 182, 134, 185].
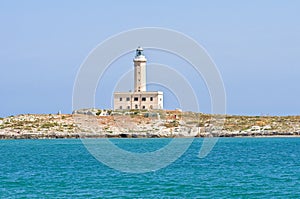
[96, 110, 102, 116]
[24, 126, 32, 130]
[185, 120, 198, 125]
[164, 120, 179, 128]
[41, 122, 58, 129]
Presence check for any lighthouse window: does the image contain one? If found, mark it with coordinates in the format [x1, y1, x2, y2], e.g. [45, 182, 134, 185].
[142, 97, 146, 101]
[134, 97, 138, 101]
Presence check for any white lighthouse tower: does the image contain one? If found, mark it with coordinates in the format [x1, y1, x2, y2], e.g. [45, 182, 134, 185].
[113, 47, 163, 110]
[134, 47, 147, 92]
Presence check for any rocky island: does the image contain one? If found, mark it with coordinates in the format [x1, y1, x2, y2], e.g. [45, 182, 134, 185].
[0, 109, 299, 139]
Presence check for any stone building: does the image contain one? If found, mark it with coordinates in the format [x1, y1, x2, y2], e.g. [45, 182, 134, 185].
[114, 47, 163, 110]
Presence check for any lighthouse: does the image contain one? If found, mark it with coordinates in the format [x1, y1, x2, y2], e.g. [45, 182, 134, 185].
[113, 47, 163, 110]
[134, 47, 147, 92]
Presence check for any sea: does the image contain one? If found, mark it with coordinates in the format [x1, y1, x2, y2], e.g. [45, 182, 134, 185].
[1, 138, 300, 198]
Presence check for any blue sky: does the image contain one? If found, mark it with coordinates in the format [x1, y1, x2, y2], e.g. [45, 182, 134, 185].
[0, 1, 299, 117]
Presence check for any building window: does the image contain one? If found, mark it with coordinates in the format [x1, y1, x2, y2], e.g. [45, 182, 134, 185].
[134, 97, 138, 101]
[119, 106, 122, 110]
[119, 97, 122, 101]
[142, 106, 146, 109]
[142, 97, 146, 101]
[150, 97, 153, 101]
[127, 106, 130, 109]
[126, 97, 130, 101]
[150, 105, 153, 109]
[135, 104, 138, 109]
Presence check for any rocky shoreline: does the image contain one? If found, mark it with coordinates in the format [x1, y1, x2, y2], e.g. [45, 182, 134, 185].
[0, 109, 300, 139]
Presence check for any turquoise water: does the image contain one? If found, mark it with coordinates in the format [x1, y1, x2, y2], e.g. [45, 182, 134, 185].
[1, 138, 300, 198]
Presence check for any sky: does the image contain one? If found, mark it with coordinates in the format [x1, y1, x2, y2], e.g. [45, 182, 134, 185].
[0, 1, 300, 117]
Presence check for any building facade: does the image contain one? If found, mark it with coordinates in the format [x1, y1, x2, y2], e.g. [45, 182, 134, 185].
[114, 47, 164, 110]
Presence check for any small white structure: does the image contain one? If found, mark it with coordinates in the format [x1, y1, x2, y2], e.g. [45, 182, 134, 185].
[114, 47, 164, 110]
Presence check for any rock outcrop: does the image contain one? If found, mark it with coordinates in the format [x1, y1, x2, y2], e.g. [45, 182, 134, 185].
[0, 110, 299, 139]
